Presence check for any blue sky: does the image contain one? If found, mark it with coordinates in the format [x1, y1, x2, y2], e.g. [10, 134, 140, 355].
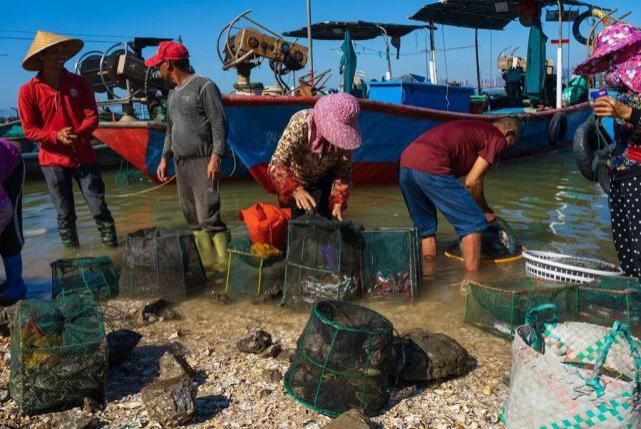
[1, 0, 639, 114]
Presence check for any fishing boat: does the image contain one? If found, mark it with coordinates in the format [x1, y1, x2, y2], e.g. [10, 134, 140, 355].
[87, 1, 610, 188]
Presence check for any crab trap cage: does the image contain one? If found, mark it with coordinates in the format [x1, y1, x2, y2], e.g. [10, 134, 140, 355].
[361, 227, 421, 298]
[9, 297, 107, 415]
[51, 257, 119, 301]
[463, 279, 579, 338]
[282, 216, 363, 307]
[120, 227, 206, 299]
[225, 237, 286, 297]
[284, 300, 394, 417]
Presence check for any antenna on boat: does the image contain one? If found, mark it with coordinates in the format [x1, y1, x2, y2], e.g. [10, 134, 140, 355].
[306, 0, 314, 82]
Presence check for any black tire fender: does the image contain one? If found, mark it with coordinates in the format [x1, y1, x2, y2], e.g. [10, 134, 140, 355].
[573, 10, 595, 45]
[573, 116, 599, 182]
[548, 112, 568, 146]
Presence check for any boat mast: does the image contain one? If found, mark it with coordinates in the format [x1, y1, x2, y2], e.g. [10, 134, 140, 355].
[306, 0, 314, 82]
[377, 25, 393, 81]
[474, 27, 482, 95]
[556, 0, 563, 108]
[428, 24, 438, 84]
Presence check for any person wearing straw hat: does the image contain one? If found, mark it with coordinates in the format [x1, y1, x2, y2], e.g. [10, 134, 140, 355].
[0, 139, 26, 306]
[575, 23, 641, 276]
[148, 41, 230, 274]
[17, 31, 117, 248]
[268, 92, 362, 220]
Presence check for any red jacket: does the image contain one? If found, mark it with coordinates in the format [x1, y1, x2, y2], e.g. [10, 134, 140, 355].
[18, 69, 99, 167]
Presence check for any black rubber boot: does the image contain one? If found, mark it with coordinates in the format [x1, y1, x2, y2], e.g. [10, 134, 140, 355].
[59, 224, 80, 248]
[97, 221, 118, 247]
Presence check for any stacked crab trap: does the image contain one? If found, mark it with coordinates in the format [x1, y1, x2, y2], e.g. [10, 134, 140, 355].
[464, 250, 640, 338]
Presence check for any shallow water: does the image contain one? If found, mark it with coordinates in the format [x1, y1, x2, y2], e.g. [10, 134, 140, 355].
[5, 147, 617, 346]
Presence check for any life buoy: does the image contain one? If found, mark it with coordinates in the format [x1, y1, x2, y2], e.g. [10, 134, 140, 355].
[548, 112, 568, 146]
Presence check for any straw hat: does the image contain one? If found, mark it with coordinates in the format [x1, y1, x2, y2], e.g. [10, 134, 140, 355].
[22, 30, 84, 71]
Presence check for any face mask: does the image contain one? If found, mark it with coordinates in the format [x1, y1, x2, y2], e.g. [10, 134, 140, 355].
[605, 68, 624, 89]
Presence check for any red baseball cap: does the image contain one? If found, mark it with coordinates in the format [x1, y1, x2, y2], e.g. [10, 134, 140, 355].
[144, 41, 189, 67]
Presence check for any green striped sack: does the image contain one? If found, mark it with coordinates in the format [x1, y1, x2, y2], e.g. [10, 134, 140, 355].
[502, 304, 641, 428]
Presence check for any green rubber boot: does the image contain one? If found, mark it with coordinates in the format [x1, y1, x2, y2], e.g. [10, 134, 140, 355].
[194, 231, 218, 274]
[59, 224, 80, 248]
[97, 221, 118, 247]
[194, 230, 231, 274]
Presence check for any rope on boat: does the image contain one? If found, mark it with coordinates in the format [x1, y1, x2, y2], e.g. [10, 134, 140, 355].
[110, 176, 176, 198]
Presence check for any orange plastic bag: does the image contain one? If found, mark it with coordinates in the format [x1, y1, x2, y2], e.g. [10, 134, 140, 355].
[239, 202, 292, 250]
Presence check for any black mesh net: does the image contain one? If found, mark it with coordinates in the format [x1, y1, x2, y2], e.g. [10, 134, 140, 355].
[464, 279, 579, 338]
[225, 237, 286, 297]
[284, 301, 393, 417]
[120, 227, 206, 299]
[282, 216, 363, 307]
[361, 228, 421, 298]
[51, 257, 119, 301]
[9, 297, 107, 415]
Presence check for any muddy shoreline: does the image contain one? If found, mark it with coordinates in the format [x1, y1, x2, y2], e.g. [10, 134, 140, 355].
[0, 296, 511, 428]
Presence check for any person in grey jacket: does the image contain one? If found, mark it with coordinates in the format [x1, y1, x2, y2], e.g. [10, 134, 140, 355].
[146, 41, 230, 273]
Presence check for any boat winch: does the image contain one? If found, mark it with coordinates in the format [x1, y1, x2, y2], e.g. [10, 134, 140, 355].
[217, 10, 308, 94]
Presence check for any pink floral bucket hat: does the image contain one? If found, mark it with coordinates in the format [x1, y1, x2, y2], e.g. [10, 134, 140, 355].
[574, 23, 641, 76]
[309, 93, 362, 152]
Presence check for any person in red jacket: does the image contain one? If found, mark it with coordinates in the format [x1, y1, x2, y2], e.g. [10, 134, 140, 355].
[18, 31, 117, 248]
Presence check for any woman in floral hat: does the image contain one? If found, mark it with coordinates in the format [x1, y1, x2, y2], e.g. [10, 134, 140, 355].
[575, 23, 641, 276]
[268, 93, 362, 220]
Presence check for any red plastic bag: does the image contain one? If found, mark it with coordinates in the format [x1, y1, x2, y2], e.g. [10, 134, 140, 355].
[239, 202, 292, 250]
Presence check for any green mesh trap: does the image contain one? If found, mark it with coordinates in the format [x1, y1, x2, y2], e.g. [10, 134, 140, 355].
[464, 279, 579, 338]
[578, 276, 641, 327]
[284, 300, 393, 417]
[9, 297, 107, 415]
[225, 237, 285, 297]
[282, 216, 363, 307]
[361, 228, 421, 298]
[51, 257, 119, 301]
[120, 227, 206, 299]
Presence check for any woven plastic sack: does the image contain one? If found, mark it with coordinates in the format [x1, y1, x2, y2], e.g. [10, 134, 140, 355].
[579, 276, 641, 328]
[225, 237, 285, 297]
[361, 228, 421, 298]
[51, 257, 119, 301]
[282, 216, 363, 307]
[464, 279, 579, 338]
[502, 304, 641, 428]
[120, 227, 206, 299]
[9, 297, 107, 415]
[284, 300, 393, 417]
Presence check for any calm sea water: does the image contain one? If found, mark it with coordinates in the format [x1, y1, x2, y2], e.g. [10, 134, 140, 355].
[4, 147, 617, 343]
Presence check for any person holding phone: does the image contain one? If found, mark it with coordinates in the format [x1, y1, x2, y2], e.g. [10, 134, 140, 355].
[575, 23, 641, 276]
[268, 93, 362, 220]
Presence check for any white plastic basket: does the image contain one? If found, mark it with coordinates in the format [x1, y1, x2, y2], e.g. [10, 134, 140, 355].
[522, 250, 623, 284]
